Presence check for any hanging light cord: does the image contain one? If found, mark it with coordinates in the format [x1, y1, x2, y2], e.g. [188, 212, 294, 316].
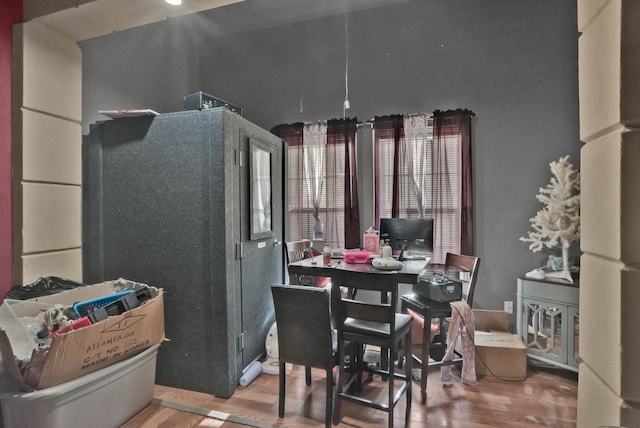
[343, 0, 350, 118]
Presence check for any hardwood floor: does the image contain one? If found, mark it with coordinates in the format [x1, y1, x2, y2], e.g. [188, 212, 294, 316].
[122, 360, 578, 427]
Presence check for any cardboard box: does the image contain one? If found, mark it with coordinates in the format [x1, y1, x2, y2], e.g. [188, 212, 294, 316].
[0, 278, 165, 391]
[458, 309, 527, 380]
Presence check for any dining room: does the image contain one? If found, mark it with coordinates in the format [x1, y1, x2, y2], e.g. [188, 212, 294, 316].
[3, 0, 638, 426]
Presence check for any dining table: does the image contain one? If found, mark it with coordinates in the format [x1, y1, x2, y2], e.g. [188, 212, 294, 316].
[286, 254, 456, 403]
[286, 254, 429, 284]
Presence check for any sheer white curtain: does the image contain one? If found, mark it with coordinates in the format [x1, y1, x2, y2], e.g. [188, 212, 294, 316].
[303, 122, 327, 240]
[403, 114, 432, 218]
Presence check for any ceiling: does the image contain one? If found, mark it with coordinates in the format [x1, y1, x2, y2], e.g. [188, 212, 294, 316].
[26, 0, 245, 41]
[25, 0, 410, 42]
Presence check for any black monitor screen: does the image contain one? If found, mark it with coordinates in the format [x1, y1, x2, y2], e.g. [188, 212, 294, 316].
[379, 218, 434, 259]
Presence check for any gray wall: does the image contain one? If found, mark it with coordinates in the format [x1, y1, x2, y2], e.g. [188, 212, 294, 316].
[81, 0, 580, 324]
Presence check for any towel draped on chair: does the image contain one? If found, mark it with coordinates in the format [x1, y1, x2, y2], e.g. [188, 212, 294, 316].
[440, 300, 478, 385]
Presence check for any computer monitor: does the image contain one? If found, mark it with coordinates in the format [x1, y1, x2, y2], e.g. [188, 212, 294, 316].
[379, 218, 434, 260]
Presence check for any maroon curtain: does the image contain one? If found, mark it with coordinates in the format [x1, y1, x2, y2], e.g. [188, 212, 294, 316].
[433, 109, 474, 256]
[373, 115, 404, 225]
[271, 122, 304, 241]
[271, 122, 304, 212]
[327, 118, 360, 249]
[271, 122, 304, 146]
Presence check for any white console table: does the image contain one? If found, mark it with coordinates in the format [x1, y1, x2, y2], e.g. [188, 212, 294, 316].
[516, 275, 579, 372]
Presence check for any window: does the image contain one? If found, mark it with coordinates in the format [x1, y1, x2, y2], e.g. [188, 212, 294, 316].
[287, 135, 345, 247]
[374, 115, 434, 221]
[374, 110, 473, 263]
[274, 111, 471, 257]
[273, 119, 359, 249]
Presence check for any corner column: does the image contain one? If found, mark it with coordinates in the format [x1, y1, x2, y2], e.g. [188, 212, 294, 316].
[12, 20, 83, 285]
[578, 0, 640, 425]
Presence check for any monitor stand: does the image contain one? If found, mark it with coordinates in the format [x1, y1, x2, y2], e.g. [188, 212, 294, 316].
[398, 242, 408, 261]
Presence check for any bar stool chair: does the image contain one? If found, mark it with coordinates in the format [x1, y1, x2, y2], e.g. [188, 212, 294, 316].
[285, 239, 330, 288]
[284, 239, 313, 285]
[284, 239, 333, 386]
[332, 270, 412, 428]
[271, 284, 337, 428]
[400, 252, 480, 403]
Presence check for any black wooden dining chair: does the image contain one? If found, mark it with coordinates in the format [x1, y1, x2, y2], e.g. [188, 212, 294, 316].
[284, 239, 332, 387]
[332, 270, 412, 428]
[270, 284, 337, 428]
[284, 239, 314, 285]
[285, 239, 330, 288]
[400, 252, 481, 403]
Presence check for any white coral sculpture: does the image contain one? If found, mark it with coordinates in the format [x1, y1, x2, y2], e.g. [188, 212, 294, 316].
[520, 156, 580, 282]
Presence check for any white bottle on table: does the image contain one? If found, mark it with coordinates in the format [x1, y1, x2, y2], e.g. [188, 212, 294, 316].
[382, 240, 392, 259]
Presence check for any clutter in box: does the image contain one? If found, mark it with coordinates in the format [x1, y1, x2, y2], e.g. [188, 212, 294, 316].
[0, 278, 165, 391]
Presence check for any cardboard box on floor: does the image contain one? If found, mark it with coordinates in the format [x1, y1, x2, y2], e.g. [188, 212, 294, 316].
[0, 278, 165, 391]
[458, 309, 527, 381]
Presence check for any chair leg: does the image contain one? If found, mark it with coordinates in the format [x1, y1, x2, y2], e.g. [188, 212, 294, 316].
[405, 332, 412, 418]
[381, 346, 389, 381]
[421, 323, 430, 404]
[356, 343, 366, 390]
[305, 366, 312, 386]
[333, 343, 345, 425]
[279, 361, 286, 418]
[387, 346, 394, 428]
[325, 367, 333, 428]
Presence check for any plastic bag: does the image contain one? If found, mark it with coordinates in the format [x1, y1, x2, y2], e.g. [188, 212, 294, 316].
[5, 276, 85, 300]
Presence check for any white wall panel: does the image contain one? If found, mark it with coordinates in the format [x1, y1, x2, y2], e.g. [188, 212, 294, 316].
[22, 109, 81, 185]
[22, 20, 81, 121]
[22, 182, 81, 253]
[21, 248, 82, 284]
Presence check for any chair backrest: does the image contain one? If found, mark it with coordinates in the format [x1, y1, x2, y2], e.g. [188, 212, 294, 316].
[285, 240, 313, 285]
[444, 253, 480, 307]
[333, 270, 400, 339]
[271, 284, 334, 369]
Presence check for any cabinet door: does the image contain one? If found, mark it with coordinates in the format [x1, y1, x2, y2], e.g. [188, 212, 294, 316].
[567, 305, 580, 368]
[522, 297, 568, 364]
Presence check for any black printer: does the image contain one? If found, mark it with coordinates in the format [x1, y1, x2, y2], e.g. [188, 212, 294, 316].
[412, 271, 462, 303]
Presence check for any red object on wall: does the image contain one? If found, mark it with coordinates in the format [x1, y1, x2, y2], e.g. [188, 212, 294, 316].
[0, 0, 24, 302]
